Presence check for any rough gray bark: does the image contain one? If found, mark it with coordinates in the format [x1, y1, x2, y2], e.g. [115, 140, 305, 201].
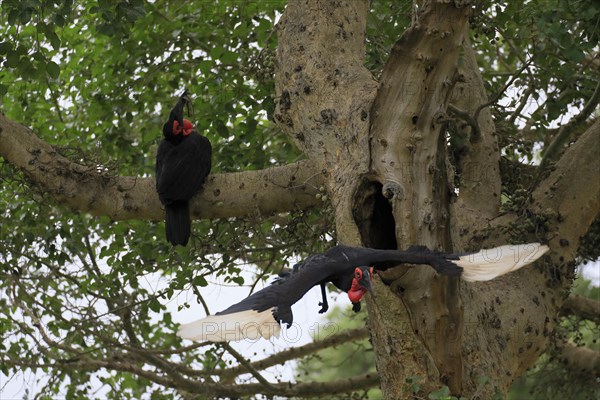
[366, 1, 470, 395]
[449, 36, 502, 243]
[274, 0, 378, 244]
[561, 294, 600, 324]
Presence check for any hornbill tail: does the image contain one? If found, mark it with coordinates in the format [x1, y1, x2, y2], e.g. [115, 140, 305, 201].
[453, 242, 549, 282]
[177, 309, 280, 342]
[165, 200, 190, 246]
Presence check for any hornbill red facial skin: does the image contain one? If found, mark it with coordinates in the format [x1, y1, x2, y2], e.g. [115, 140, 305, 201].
[177, 243, 549, 342]
[348, 266, 374, 304]
[156, 91, 212, 246]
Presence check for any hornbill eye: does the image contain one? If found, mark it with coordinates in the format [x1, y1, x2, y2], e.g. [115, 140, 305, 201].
[354, 268, 362, 279]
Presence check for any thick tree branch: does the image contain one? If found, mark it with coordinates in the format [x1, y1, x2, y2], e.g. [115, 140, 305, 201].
[457, 118, 600, 395]
[488, 119, 600, 259]
[219, 327, 368, 381]
[0, 114, 324, 221]
[450, 37, 503, 246]
[555, 342, 600, 377]
[530, 119, 600, 261]
[560, 294, 600, 324]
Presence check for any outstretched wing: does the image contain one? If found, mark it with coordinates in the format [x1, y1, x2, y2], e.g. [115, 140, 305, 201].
[177, 270, 315, 342]
[313, 245, 463, 277]
[178, 246, 465, 342]
[177, 284, 285, 342]
[319, 243, 548, 282]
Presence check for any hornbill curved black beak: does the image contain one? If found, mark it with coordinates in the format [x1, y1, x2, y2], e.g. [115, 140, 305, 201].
[180, 89, 194, 122]
[358, 268, 375, 298]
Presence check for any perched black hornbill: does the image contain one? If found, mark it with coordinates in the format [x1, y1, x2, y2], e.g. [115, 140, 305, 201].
[156, 90, 212, 246]
[178, 242, 549, 342]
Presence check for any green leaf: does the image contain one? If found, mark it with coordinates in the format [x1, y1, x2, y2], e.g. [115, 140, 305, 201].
[192, 275, 208, 287]
[428, 386, 451, 400]
[221, 51, 239, 65]
[44, 29, 62, 50]
[148, 298, 162, 313]
[19, 8, 33, 24]
[124, 5, 146, 22]
[0, 84, 8, 96]
[5, 51, 21, 68]
[231, 276, 244, 285]
[97, 23, 115, 36]
[199, 60, 213, 74]
[0, 42, 11, 55]
[214, 120, 229, 138]
[46, 61, 60, 79]
[54, 14, 66, 27]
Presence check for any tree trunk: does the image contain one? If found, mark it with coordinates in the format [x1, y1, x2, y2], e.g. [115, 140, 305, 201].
[365, 2, 470, 396]
[274, 0, 378, 244]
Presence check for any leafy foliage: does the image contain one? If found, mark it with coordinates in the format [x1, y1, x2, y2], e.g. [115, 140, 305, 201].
[469, 0, 600, 162]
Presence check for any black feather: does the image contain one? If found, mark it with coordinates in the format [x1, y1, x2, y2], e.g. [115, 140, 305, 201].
[155, 92, 212, 246]
[211, 245, 464, 326]
[165, 201, 190, 246]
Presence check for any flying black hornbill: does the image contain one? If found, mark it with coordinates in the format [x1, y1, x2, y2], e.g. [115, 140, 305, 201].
[178, 242, 549, 342]
[156, 90, 212, 246]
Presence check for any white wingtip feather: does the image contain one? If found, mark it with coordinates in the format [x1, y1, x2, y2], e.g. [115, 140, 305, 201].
[177, 309, 281, 342]
[455, 242, 549, 282]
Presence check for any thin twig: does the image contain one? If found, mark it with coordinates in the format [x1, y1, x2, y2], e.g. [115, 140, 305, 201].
[222, 343, 278, 391]
[539, 80, 600, 169]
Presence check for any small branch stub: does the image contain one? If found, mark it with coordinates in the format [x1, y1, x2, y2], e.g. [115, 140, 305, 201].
[382, 181, 404, 200]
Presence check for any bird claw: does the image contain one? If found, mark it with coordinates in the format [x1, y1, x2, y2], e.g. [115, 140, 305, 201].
[318, 302, 328, 314]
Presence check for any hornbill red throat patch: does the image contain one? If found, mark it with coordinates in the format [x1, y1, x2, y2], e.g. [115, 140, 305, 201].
[177, 243, 549, 342]
[156, 90, 212, 246]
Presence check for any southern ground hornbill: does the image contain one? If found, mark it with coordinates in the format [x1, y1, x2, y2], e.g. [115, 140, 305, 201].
[178, 243, 549, 342]
[156, 90, 212, 246]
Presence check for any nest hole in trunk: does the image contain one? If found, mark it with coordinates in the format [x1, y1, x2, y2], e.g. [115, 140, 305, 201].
[352, 178, 397, 250]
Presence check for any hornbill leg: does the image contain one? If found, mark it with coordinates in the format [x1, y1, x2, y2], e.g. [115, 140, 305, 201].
[318, 283, 329, 314]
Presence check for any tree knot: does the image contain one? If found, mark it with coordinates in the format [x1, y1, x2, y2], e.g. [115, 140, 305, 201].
[382, 181, 404, 200]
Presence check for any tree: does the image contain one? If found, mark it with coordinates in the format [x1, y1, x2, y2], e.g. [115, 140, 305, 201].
[1, 0, 599, 398]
